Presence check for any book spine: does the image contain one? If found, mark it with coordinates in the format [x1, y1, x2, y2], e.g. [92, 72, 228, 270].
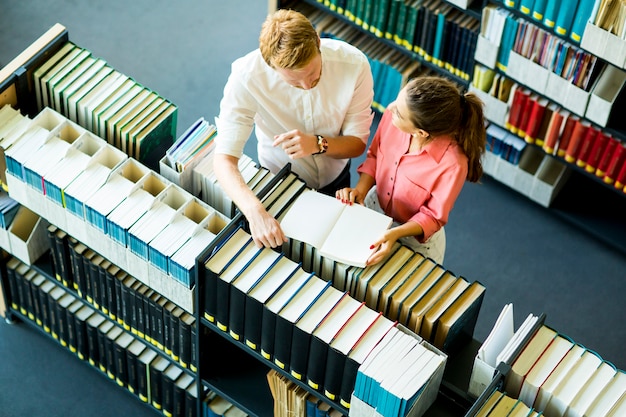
[243, 298, 263, 352]
[603, 144, 626, 184]
[273, 315, 295, 371]
[575, 126, 600, 168]
[595, 136, 619, 177]
[556, 114, 580, 158]
[228, 287, 246, 342]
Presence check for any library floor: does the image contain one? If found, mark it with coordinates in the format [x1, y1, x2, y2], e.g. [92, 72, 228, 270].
[2, 1, 626, 416]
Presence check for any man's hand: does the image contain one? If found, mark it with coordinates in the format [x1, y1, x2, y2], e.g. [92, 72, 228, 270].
[273, 129, 317, 158]
[247, 208, 287, 248]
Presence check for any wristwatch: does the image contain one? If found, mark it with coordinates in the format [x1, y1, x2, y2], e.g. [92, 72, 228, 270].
[314, 134, 328, 155]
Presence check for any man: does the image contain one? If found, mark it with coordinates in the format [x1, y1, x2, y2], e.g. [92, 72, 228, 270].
[214, 9, 374, 249]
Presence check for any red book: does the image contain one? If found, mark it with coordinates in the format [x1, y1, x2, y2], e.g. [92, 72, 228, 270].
[525, 98, 550, 145]
[584, 131, 610, 174]
[603, 144, 626, 184]
[575, 126, 600, 168]
[556, 114, 579, 158]
[564, 120, 590, 163]
[615, 158, 626, 189]
[542, 109, 566, 154]
[517, 94, 538, 139]
[596, 136, 619, 177]
[506, 86, 530, 134]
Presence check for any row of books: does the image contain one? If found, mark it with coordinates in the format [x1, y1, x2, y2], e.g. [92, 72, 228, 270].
[487, 4, 603, 90]
[504, 86, 626, 191]
[306, 0, 480, 82]
[350, 325, 446, 417]
[46, 225, 199, 371]
[4, 256, 199, 417]
[469, 305, 626, 417]
[266, 369, 343, 417]
[473, 389, 544, 417]
[30, 40, 177, 162]
[1, 104, 229, 303]
[503, 0, 597, 43]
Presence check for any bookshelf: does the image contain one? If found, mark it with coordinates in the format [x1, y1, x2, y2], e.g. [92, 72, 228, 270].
[472, 0, 626, 254]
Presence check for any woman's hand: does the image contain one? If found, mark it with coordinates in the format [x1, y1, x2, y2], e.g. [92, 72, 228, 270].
[335, 187, 365, 205]
[366, 229, 399, 266]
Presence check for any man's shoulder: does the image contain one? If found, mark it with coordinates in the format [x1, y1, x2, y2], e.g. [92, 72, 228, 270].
[320, 38, 368, 63]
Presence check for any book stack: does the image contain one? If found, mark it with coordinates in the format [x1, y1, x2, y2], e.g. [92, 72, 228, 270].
[30, 41, 177, 163]
[4, 256, 199, 417]
[350, 325, 447, 417]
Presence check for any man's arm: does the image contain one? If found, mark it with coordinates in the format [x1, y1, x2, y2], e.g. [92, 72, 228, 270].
[272, 130, 366, 159]
[213, 153, 287, 248]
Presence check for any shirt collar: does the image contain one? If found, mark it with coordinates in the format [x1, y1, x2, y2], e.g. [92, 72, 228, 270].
[422, 136, 455, 163]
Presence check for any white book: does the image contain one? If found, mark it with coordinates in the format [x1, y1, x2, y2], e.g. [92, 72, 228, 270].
[22, 136, 72, 188]
[584, 370, 626, 417]
[280, 189, 392, 268]
[564, 360, 617, 417]
[106, 187, 156, 244]
[85, 75, 133, 131]
[59, 58, 108, 117]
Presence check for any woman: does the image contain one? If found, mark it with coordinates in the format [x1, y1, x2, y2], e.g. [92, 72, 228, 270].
[336, 76, 486, 265]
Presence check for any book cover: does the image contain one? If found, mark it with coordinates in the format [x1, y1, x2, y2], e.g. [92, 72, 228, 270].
[554, 0, 578, 35]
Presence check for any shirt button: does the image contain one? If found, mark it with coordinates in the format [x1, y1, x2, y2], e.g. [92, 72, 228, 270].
[390, 177, 393, 181]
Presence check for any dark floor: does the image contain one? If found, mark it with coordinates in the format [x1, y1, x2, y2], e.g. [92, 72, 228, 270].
[2, 1, 626, 417]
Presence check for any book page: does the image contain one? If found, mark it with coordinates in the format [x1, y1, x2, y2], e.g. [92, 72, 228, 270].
[279, 189, 344, 249]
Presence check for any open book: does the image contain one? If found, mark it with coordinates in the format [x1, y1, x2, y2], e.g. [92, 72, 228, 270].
[279, 189, 392, 268]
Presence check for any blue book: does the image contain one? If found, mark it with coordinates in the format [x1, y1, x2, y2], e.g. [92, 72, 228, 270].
[531, 0, 549, 21]
[555, 0, 580, 35]
[570, 0, 596, 42]
[543, 0, 563, 28]
[518, 0, 535, 15]
[496, 15, 519, 72]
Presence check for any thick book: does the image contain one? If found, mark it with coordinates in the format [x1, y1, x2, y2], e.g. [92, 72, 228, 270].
[227, 247, 282, 342]
[126, 339, 146, 395]
[306, 294, 363, 392]
[279, 189, 392, 268]
[259, 267, 313, 361]
[322, 304, 383, 402]
[214, 240, 262, 333]
[243, 255, 301, 352]
[272, 277, 332, 372]
[202, 226, 252, 323]
[289, 286, 346, 382]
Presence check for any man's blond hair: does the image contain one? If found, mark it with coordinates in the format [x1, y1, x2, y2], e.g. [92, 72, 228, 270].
[259, 9, 320, 70]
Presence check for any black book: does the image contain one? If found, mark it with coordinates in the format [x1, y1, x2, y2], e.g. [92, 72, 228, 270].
[173, 373, 194, 417]
[29, 274, 46, 327]
[169, 306, 184, 362]
[228, 248, 281, 343]
[68, 240, 88, 297]
[4, 257, 22, 311]
[119, 275, 136, 331]
[289, 287, 345, 382]
[81, 248, 97, 304]
[113, 332, 134, 387]
[190, 323, 204, 373]
[65, 299, 83, 353]
[162, 301, 175, 357]
[57, 229, 74, 289]
[243, 255, 300, 352]
[178, 312, 194, 369]
[17, 268, 36, 320]
[202, 226, 252, 324]
[259, 267, 312, 362]
[97, 258, 112, 315]
[149, 356, 170, 410]
[112, 270, 127, 325]
[37, 280, 56, 334]
[214, 239, 260, 333]
[47, 285, 66, 342]
[74, 305, 95, 360]
[161, 363, 183, 417]
[337, 315, 399, 409]
[141, 287, 155, 343]
[130, 280, 145, 337]
[47, 225, 62, 282]
[136, 348, 158, 403]
[85, 313, 107, 367]
[323, 306, 384, 402]
[126, 339, 146, 395]
[55, 292, 76, 348]
[184, 382, 198, 417]
[151, 292, 166, 351]
[105, 263, 121, 322]
[306, 295, 363, 393]
[103, 324, 123, 378]
[273, 277, 332, 373]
